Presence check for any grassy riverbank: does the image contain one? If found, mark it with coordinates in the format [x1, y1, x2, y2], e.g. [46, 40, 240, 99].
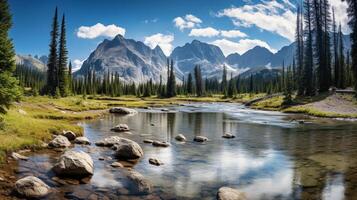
[0, 94, 264, 162]
[250, 93, 357, 118]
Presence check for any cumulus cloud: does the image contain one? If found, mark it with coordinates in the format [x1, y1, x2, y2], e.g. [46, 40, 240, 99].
[173, 14, 202, 30]
[218, 0, 296, 42]
[144, 33, 174, 56]
[77, 23, 126, 39]
[220, 30, 247, 38]
[330, 0, 350, 34]
[189, 27, 220, 37]
[72, 59, 84, 72]
[211, 38, 277, 56]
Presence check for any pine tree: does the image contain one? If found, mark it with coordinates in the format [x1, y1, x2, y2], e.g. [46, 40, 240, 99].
[46, 7, 59, 96]
[221, 65, 227, 95]
[68, 60, 72, 94]
[332, 8, 340, 87]
[58, 14, 69, 97]
[304, 0, 315, 96]
[187, 73, 193, 95]
[283, 66, 293, 106]
[194, 65, 203, 96]
[342, 0, 357, 95]
[338, 24, 345, 89]
[227, 73, 236, 98]
[296, 5, 305, 96]
[0, 0, 22, 113]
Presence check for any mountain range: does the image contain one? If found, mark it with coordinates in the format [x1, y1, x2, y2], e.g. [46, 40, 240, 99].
[17, 34, 351, 83]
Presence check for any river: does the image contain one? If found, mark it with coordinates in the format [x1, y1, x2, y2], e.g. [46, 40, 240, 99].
[13, 103, 357, 199]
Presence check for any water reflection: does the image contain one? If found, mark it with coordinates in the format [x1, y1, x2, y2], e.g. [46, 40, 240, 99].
[15, 103, 357, 199]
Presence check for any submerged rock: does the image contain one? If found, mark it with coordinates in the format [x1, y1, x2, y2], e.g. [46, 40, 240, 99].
[15, 176, 50, 198]
[111, 124, 130, 132]
[11, 152, 28, 161]
[193, 136, 208, 142]
[127, 171, 152, 194]
[152, 141, 170, 147]
[222, 133, 235, 139]
[109, 107, 137, 114]
[63, 130, 77, 141]
[217, 187, 246, 200]
[74, 137, 91, 145]
[48, 135, 71, 148]
[95, 136, 124, 147]
[175, 134, 186, 142]
[112, 139, 144, 159]
[149, 158, 163, 166]
[52, 150, 94, 177]
[143, 139, 154, 144]
[110, 162, 124, 168]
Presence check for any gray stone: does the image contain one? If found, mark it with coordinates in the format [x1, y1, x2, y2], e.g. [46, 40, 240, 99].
[127, 171, 152, 194]
[222, 133, 235, 139]
[11, 152, 28, 161]
[15, 176, 50, 198]
[193, 136, 208, 142]
[109, 107, 137, 114]
[48, 135, 71, 148]
[52, 150, 94, 177]
[149, 158, 163, 166]
[152, 141, 170, 147]
[143, 139, 154, 144]
[217, 187, 246, 200]
[112, 138, 144, 159]
[74, 137, 91, 145]
[175, 134, 186, 142]
[111, 124, 130, 132]
[110, 162, 124, 168]
[95, 136, 125, 147]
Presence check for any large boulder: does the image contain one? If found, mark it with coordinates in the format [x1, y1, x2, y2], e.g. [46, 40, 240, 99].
[15, 176, 50, 198]
[111, 124, 130, 132]
[109, 107, 137, 114]
[217, 187, 246, 200]
[112, 138, 144, 159]
[52, 150, 94, 177]
[175, 134, 186, 142]
[74, 137, 91, 145]
[127, 171, 152, 194]
[193, 136, 208, 142]
[48, 135, 71, 148]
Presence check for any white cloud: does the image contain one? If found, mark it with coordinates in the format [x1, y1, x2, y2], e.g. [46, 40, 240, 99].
[330, 0, 350, 34]
[189, 27, 220, 37]
[218, 1, 296, 42]
[211, 38, 277, 56]
[77, 23, 126, 39]
[220, 30, 247, 38]
[144, 33, 174, 56]
[173, 14, 202, 30]
[72, 59, 84, 72]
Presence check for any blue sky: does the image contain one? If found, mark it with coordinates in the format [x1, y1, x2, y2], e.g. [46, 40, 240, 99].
[9, 0, 349, 70]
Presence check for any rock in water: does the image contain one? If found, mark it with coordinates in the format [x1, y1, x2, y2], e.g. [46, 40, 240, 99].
[52, 150, 94, 177]
[74, 137, 91, 145]
[48, 135, 71, 148]
[110, 162, 124, 168]
[109, 107, 137, 114]
[15, 176, 50, 198]
[95, 136, 123, 147]
[112, 138, 144, 159]
[193, 136, 208, 142]
[222, 133, 235, 139]
[175, 134, 186, 142]
[127, 171, 152, 194]
[11, 152, 28, 161]
[149, 158, 163, 166]
[63, 131, 77, 141]
[111, 124, 130, 132]
[143, 139, 154, 144]
[152, 141, 170, 147]
[217, 187, 246, 200]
